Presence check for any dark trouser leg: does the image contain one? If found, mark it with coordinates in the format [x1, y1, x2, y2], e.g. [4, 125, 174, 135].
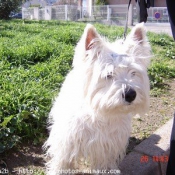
[169, 18, 175, 40]
[166, 113, 175, 175]
[166, 0, 175, 40]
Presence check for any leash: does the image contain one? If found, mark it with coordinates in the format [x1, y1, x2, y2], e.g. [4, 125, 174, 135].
[123, 0, 132, 40]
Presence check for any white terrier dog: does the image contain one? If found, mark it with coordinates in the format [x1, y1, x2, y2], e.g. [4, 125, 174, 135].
[44, 23, 151, 174]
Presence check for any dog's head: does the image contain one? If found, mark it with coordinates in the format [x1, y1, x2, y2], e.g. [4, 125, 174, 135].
[73, 23, 151, 116]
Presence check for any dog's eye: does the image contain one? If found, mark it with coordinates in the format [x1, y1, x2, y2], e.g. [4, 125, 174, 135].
[131, 72, 136, 76]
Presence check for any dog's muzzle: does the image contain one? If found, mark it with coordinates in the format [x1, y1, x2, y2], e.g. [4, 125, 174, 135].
[123, 88, 136, 103]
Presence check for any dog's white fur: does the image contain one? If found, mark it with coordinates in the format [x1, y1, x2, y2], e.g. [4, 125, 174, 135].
[44, 23, 151, 174]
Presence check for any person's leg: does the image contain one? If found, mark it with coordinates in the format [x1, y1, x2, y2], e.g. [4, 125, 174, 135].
[166, 0, 175, 40]
[166, 2, 175, 172]
[169, 18, 175, 40]
[166, 113, 175, 175]
[139, 0, 148, 23]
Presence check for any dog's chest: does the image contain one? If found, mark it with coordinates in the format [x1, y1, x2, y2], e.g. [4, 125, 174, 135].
[79, 116, 132, 148]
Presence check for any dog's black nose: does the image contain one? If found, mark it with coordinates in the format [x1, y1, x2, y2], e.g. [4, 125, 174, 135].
[124, 89, 136, 103]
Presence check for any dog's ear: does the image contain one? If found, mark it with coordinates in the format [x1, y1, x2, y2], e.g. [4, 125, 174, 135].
[129, 22, 147, 44]
[85, 24, 97, 50]
[82, 24, 100, 50]
[73, 24, 102, 67]
[124, 23, 151, 68]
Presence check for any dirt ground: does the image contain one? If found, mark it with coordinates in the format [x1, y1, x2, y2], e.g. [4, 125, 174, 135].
[128, 80, 175, 152]
[1, 80, 175, 175]
[0, 144, 45, 175]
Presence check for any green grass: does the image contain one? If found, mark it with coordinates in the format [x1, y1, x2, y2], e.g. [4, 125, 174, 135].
[147, 31, 175, 95]
[0, 19, 175, 153]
